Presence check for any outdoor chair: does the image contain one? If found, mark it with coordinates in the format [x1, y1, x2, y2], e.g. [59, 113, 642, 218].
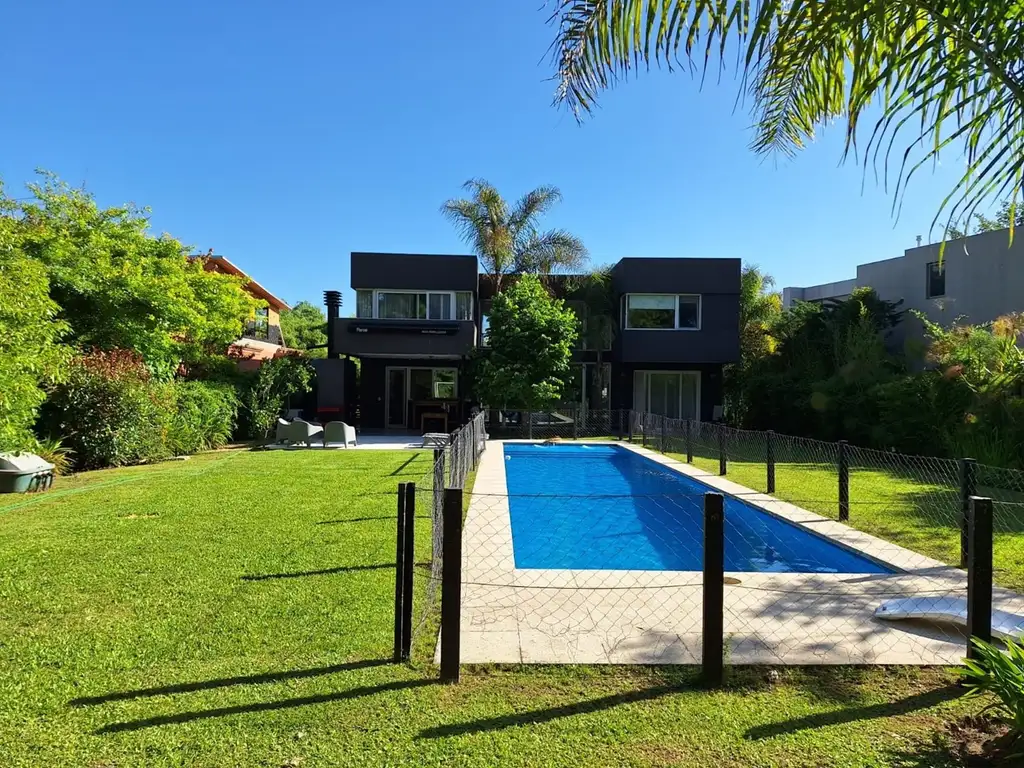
[275, 418, 291, 445]
[286, 418, 324, 447]
[323, 421, 357, 448]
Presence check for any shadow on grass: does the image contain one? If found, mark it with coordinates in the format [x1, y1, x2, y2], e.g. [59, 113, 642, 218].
[317, 515, 431, 525]
[71, 659, 392, 706]
[241, 564, 392, 580]
[417, 683, 681, 739]
[744, 684, 965, 740]
[96, 678, 436, 734]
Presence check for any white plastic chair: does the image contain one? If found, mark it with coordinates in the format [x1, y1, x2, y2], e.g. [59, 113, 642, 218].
[275, 418, 291, 444]
[323, 421, 357, 448]
[286, 418, 324, 447]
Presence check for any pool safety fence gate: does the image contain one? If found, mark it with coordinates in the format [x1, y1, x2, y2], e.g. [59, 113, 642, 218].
[394, 409, 1021, 682]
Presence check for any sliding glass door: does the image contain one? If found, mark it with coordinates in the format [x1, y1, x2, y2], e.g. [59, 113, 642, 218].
[633, 371, 699, 421]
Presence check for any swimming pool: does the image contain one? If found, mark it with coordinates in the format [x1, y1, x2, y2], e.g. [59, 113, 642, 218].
[504, 443, 891, 574]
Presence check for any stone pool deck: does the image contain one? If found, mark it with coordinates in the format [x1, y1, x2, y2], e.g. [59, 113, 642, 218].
[446, 440, 1024, 666]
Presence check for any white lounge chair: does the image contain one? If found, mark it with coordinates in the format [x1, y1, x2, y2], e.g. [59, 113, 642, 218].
[284, 409, 303, 421]
[323, 421, 357, 448]
[275, 418, 291, 445]
[286, 418, 324, 447]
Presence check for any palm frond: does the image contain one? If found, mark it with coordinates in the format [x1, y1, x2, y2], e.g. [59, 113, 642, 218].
[516, 229, 589, 274]
[548, 0, 1024, 237]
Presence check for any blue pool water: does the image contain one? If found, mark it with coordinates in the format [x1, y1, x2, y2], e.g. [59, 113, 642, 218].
[504, 444, 891, 573]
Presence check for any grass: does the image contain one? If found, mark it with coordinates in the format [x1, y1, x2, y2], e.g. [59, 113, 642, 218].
[633, 432, 1024, 592]
[0, 449, 985, 767]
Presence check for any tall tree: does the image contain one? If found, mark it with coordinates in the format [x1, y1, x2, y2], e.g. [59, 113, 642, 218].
[11, 173, 256, 379]
[548, 2, 1024, 236]
[738, 264, 782, 365]
[474, 274, 579, 410]
[279, 300, 327, 357]
[441, 179, 587, 291]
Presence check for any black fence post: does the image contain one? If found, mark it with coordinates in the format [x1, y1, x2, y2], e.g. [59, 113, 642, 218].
[685, 419, 693, 463]
[766, 430, 776, 494]
[573, 407, 579, 440]
[960, 458, 978, 568]
[627, 411, 634, 443]
[660, 417, 667, 453]
[401, 481, 415, 661]
[440, 487, 464, 683]
[702, 492, 725, 686]
[718, 427, 727, 476]
[838, 440, 850, 522]
[526, 411, 533, 440]
[394, 483, 407, 663]
[642, 413, 648, 448]
[967, 495, 993, 660]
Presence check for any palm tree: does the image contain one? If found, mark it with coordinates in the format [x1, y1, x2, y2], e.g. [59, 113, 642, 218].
[548, 2, 1024, 238]
[441, 179, 588, 291]
[739, 264, 782, 365]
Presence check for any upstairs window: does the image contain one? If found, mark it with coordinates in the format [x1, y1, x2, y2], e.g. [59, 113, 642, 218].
[625, 294, 701, 330]
[926, 262, 945, 298]
[356, 290, 373, 318]
[362, 290, 473, 320]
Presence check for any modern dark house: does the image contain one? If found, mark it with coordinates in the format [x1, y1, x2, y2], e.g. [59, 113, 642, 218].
[323, 252, 740, 431]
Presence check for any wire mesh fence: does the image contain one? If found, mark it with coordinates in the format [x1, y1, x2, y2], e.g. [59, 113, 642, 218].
[400, 413, 487, 659]
[396, 408, 1024, 676]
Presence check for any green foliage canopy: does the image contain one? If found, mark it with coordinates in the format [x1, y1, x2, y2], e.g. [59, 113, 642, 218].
[11, 173, 256, 380]
[474, 274, 579, 410]
[279, 301, 327, 357]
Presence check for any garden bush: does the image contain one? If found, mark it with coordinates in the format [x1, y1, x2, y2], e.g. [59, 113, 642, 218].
[167, 380, 239, 455]
[41, 350, 173, 470]
[240, 356, 313, 439]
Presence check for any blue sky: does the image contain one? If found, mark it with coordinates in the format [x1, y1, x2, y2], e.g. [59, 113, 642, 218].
[2, 0, 967, 313]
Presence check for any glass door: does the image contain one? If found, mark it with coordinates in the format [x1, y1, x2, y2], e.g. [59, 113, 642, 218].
[633, 371, 700, 421]
[386, 368, 408, 428]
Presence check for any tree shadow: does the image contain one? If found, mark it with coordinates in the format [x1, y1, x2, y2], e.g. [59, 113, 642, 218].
[71, 659, 391, 706]
[317, 515, 430, 525]
[96, 678, 435, 734]
[744, 684, 965, 740]
[241, 564, 392, 581]
[416, 683, 681, 739]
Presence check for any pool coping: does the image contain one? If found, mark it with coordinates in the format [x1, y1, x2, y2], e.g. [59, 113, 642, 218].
[453, 439, 1022, 665]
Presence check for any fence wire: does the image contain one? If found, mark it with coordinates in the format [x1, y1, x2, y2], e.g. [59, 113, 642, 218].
[407, 412, 486, 657]
[404, 408, 1024, 668]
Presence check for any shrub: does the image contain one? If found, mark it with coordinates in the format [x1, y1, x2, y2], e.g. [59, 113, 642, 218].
[32, 437, 75, 475]
[240, 357, 314, 439]
[963, 637, 1024, 751]
[168, 380, 239, 454]
[40, 350, 173, 470]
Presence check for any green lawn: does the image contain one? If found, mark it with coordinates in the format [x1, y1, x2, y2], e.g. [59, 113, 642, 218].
[0, 449, 983, 767]
[636, 432, 1024, 592]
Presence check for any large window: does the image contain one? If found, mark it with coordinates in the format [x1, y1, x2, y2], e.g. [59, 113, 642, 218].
[408, 367, 458, 400]
[625, 294, 701, 330]
[633, 371, 699, 420]
[926, 262, 945, 298]
[359, 290, 473, 320]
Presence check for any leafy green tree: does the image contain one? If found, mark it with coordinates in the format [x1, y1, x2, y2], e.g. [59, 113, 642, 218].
[474, 274, 579, 410]
[11, 173, 256, 379]
[948, 199, 1024, 238]
[241, 357, 314, 439]
[279, 301, 327, 357]
[739, 265, 782, 365]
[441, 179, 587, 292]
[549, 2, 1024, 234]
[0, 202, 69, 451]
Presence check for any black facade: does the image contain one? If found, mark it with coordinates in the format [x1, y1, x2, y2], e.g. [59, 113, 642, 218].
[324, 252, 740, 431]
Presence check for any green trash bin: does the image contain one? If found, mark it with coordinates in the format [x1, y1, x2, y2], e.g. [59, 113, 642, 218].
[0, 453, 55, 494]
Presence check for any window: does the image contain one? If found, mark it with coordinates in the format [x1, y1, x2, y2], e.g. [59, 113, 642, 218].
[356, 290, 373, 318]
[365, 290, 469, 320]
[481, 313, 491, 345]
[378, 292, 426, 319]
[926, 262, 945, 298]
[408, 368, 458, 400]
[625, 294, 701, 330]
[433, 369, 457, 399]
[245, 307, 270, 339]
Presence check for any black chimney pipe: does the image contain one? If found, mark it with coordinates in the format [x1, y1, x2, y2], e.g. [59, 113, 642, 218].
[324, 290, 342, 360]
